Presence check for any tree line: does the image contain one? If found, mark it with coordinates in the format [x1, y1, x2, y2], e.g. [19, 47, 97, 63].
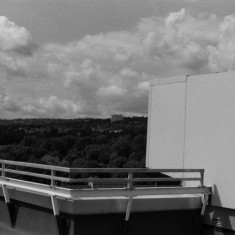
[0, 117, 147, 168]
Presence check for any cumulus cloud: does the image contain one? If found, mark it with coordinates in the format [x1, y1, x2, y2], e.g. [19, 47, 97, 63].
[0, 16, 33, 53]
[0, 16, 36, 79]
[20, 96, 81, 117]
[2, 9, 235, 118]
[0, 94, 82, 118]
[0, 87, 20, 115]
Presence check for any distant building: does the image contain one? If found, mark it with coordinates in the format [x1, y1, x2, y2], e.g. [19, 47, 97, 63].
[111, 115, 123, 123]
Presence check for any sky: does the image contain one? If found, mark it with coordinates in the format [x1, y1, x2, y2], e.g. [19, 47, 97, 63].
[0, 0, 235, 119]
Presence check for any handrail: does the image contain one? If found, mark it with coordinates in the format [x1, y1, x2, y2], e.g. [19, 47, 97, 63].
[0, 159, 204, 188]
[0, 159, 70, 172]
[0, 159, 211, 219]
[69, 168, 204, 173]
[2, 168, 71, 183]
[0, 159, 204, 173]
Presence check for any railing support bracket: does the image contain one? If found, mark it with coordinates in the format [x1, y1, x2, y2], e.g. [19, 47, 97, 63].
[125, 196, 133, 221]
[2, 185, 10, 203]
[51, 195, 59, 216]
[122, 197, 133, 235]
[2, 185, 18, 228]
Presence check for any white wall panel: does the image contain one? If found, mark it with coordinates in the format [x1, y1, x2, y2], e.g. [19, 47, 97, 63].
[147, 71, 235, 209]
[146, 78, 186, 169]
[185, 72, 235, 208]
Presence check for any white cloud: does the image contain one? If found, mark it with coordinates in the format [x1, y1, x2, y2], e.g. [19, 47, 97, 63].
[0, 16, 32, 52]
[2, 10, 235, 118]
[3, 96, 20, 112]
[138, 81, 149, 91]
[98, 85, 125, 97]
[0, 16, 35, 80]
[208, 15, 235, 71]
[1, 96, 82, 118]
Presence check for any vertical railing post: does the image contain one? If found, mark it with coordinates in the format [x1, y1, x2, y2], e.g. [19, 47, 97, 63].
[127, 172, 133, 188]
[51, 170, 55, 186]
[125, 172, 134, 229]
[201, 194, 209, 215]
[2, 163, 5, 178]
[200, 170, 204, 186]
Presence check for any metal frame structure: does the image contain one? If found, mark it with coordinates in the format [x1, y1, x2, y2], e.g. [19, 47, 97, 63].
[0, 159, 211, 224]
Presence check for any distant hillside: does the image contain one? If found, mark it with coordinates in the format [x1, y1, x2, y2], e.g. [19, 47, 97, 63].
[0, 117, 147, 168]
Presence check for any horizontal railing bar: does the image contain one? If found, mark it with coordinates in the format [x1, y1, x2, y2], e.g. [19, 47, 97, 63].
[131, 177, 201, 182]
[70, 186, 212, 198]
[0, 160, 70, 173]
[2, 169, 71, 182]
[69, 177, 201, 184]
[0, 177, 212, 200]
[69, 178, 126, 183]
[0, 178, 73, 198]
[0, 168, 201, 184]
[0, 160, 204, 174]
[69, 168, 204, 173]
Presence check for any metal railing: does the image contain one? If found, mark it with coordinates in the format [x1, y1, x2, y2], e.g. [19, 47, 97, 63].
[0, 159, 205, 188]
[0, 159, 211, 217]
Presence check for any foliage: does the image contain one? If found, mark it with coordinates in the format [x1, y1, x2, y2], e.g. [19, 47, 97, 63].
[0, 117, 147, 168]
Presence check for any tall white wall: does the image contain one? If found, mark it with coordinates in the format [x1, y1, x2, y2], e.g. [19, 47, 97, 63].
[147, 76, 186, 169]
[147, 71, 235, 208]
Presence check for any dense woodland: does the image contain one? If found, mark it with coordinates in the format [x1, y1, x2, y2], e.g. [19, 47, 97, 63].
[0, 117, 147, 168]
